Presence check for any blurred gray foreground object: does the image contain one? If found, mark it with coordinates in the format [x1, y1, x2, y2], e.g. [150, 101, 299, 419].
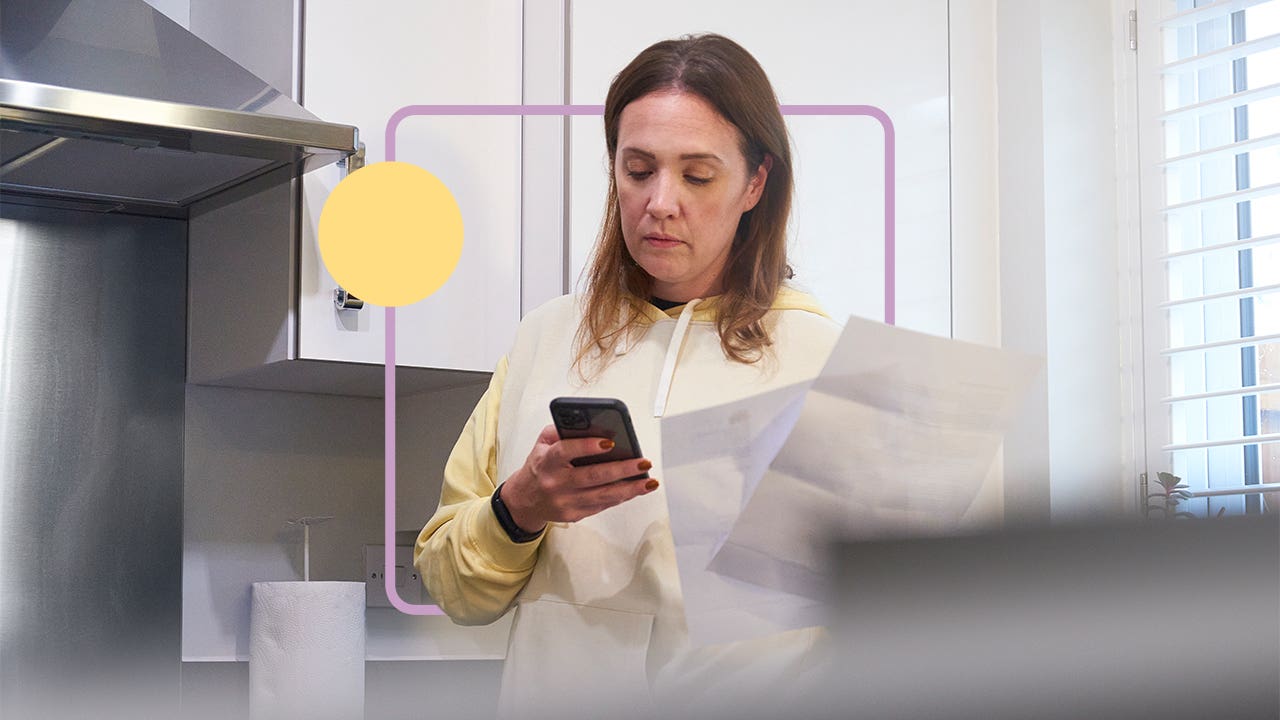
[814, 516, 1279, 720]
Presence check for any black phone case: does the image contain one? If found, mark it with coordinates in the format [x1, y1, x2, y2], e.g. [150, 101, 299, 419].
[549, 397, 648, 479]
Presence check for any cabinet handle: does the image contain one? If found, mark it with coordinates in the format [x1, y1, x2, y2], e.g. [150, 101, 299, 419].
[346, 142, 366, 173]
[334, 287, 364, 311]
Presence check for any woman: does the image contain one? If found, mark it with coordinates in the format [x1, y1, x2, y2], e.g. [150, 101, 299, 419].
[415, 33, 840, 717]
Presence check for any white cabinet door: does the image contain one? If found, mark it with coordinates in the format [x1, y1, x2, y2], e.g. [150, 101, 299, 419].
[567, 0, 951, 336]
[300, 0, 522, 371]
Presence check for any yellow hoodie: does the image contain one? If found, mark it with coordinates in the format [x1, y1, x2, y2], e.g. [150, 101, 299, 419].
[415, 287, 840, 717]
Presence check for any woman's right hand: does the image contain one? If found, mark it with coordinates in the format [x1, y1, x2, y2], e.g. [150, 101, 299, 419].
[498, 424, 659, 534]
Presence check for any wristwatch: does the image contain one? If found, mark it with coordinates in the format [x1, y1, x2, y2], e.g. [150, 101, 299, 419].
[491, 483, 544, 543]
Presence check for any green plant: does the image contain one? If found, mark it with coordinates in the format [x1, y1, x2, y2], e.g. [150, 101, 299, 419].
[1143, 471, 1197, 519]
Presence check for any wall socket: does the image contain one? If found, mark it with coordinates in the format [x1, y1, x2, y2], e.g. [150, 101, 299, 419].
[364, 544, 425, 607]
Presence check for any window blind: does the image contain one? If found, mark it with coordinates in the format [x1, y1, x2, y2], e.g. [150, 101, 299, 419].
[1140, 0, 1280, 515]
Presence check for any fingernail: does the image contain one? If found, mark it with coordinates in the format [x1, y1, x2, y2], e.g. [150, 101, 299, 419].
[644, 479, 660, 492]
[600, 439, 615, 450]
[638, 459, 653, 472]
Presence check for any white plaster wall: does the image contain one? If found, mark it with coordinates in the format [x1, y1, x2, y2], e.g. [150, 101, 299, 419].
[950, 0, 1005, 526]
[1040, 0, 1126, 520]
[997, 0, 1053, 524]
[993, 0, 1127, 523]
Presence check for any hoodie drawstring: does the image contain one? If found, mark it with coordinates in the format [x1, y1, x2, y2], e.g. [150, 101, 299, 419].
[652, 299, 701, 418]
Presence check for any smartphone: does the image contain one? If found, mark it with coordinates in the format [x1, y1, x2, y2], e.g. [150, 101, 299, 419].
[549, 397, 648, 481]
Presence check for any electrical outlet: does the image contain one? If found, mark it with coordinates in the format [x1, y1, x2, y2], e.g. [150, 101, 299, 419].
[364, 544, 420, 607]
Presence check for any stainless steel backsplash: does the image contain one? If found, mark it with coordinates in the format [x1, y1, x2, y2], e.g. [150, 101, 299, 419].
[0, 201, 186, 719]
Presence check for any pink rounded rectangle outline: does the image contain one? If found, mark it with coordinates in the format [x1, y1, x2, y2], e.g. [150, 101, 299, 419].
[382, 104, 895, 615]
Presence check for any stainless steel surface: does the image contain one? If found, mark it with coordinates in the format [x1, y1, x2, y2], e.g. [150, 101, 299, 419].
[1, 79, 357, 157]
[0, 79, 356, 208]
[334, 287, 364, 311]
[0, 202, 186, 718]
[2, 0, 312, 118]
[346, 141, 367, 173]
[0, 0, 358, 211]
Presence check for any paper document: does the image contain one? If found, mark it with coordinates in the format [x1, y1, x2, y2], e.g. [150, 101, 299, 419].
[661, 315, 1041, 647]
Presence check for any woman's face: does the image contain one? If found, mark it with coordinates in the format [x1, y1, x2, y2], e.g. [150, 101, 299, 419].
[614, 90, 768, 302]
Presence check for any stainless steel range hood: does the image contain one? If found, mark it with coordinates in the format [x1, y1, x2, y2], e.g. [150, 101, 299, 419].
[0, 0, 359, 215]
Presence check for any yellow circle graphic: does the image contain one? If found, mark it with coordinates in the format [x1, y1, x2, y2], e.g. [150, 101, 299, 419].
[318, 161, 464, 308]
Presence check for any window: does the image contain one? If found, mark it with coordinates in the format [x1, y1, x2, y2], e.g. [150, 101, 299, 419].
[1139, 0, 1280, 516]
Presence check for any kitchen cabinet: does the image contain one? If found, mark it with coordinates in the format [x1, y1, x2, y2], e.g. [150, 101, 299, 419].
[566, 0, 952, 335]
[187, 0, 526, 394]
[299, 0, 523, 372]
[187, 0, 955, 396]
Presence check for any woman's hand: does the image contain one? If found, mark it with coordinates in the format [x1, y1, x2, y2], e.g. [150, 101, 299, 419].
[499, 424, 659, 533]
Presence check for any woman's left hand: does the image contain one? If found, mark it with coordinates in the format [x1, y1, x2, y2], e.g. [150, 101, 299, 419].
[499, 424, 659, 532]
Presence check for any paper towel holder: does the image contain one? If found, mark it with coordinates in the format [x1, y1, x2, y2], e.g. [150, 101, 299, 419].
[287, 516, 334, 581]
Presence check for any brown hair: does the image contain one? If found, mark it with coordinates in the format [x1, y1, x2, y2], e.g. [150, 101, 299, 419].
[574, 33, 794, 375]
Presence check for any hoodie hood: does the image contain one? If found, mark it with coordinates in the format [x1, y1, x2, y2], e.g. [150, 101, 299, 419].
[630, 286, 832, 418]
[636, 285, 833, 323]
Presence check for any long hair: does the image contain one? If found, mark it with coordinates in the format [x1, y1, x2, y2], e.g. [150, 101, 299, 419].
[574, 33, 794, 375]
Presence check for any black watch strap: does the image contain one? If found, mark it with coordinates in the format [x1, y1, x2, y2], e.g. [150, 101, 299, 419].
[491, 483, 544, 543]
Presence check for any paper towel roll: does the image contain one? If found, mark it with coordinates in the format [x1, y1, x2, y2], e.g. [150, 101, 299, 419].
[250, 581, 365, 720]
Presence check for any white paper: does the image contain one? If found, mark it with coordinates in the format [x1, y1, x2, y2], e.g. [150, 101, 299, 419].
[250, 581, 366, 720]
[662, 315, 1041, 647]
[662, 382, 821, 647]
